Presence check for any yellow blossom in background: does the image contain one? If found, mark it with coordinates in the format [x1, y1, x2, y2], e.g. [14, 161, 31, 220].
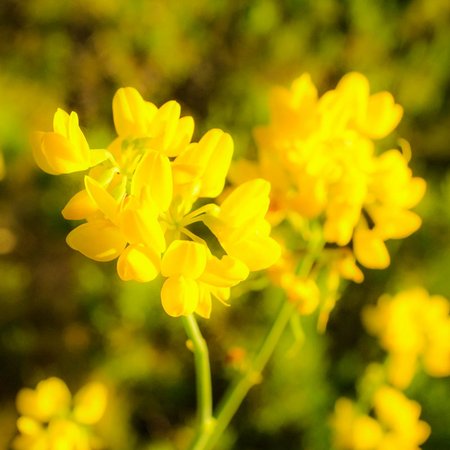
[363, 288, 450, 388]
[268, 246, 320, 314]
[13, 377, 107, 450]
[230, 72, 425, 279]
[34, 87, 280, 318]
[331, 386, 430, 450]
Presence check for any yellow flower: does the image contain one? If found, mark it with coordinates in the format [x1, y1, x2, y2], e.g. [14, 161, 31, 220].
[331, 387, 430, 450]
[35, 87, 280, 318]
[160, 240, 249, 318]
[331, 398, 383, 450]
[237, 72, 424, 280]
[373, 386, 430, 449]
[32, 109, 107, 175]
[13, 377, 107, 450]
[363, 288, 450, 388]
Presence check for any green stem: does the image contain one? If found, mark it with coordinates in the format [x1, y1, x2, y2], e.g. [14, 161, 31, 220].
[201, 297, 294, 450]
[182, 315, 214, 445]
[195, 235, 324, 450]
[185, 234, 325, 450]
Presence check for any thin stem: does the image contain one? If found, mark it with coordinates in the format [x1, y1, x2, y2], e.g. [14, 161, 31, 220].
[182, 315, 214, 437]
[201, 296, 294, 450]
[195, 234, 325, 450]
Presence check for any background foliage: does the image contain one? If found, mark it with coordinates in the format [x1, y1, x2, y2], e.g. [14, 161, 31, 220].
[0, 0, 449, 449]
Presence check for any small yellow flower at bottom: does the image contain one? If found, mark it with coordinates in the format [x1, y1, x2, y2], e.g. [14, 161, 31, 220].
[13, 377, 107, 450]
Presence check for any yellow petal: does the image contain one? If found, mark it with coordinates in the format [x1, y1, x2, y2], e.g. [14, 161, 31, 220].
[117, 244, 160, 282]
[353, 227, 390, 269]
[222, 232, 281, 271]
[131, 149, 173, 211]
[73, 382, 108, 425]
[219, 179, 270, 227]
[149, 100, 181, 150]
[404, 177, 426, 209]
[120, 197, 166, 253]
[66, 220, 127, 262]
[40, 132, 89, 174]
[161, 276, 199, 317]
[16, 417, 43, 436]
[113, 87, 156, 136]
[175, 129, 233, 198]
[31, 131, 59, 175]
[67, 111, 90, 162]
[53, 108, 70, 135]
[362, 92, 403, 139]
[62, 189, 98, 220]
[199, 130, 233, 197]
[199, 255, 249, 287]
[166, 115, 194, 157]
[17, 377, 71, 422]
[370, 208, 422, 239]
[84, 176, 119, 222]
[337, 72, 370, 126]
[195, 283, 212, 319]
[161, 240, 207, 279]
[209, 286, 230, 304]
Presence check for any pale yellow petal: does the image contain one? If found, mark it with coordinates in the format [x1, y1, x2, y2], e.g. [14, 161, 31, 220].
[199, 130, 233, 197]
[199, 255, 249, 287]
[120, 198, 166, 253]
[362, 92, 403, 139]
[66, 220, 127, 262]
[113, 87, 156, 136]
[371, 208, 422, 239]
[67, 111, 90, 162]
[219, 178, 270, 227]
[16, 417, 43, 436]
[166, 115, 194, 157]
[53, 108, 70, 135]
[161, 240, 207, 279]
[73, 382, 108, 425]
[149, 100, 181, 150]
[62, 190, 98, 220]
[195, 283, 212, 319]
[131, 149, 173, 211]
[31, 131, 59, 175]
[336, 72, 370, 126]
[41, 133, 89, 174]
[222, 233, 281, 271]
[84, 176, 119, 222]
[17, 377, 71, 422]
[354, 227, 390, 269]
[117, 244, 160, 282]
[161, 276, 199, 317]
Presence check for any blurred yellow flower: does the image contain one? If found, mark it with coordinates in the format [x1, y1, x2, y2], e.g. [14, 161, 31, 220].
[331, 386, 430, 450]
[35, 87, 280, 318]
[13, 377, 107, 450]
[363, 288, 450, 388]
[230, 72, 425, 278]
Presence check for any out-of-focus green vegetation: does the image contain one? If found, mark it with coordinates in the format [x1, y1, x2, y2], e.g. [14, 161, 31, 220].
[0, 0, 449, 449]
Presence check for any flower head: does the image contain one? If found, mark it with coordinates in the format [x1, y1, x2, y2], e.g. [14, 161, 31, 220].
[34, 87, 280, 318]
[13, 377, 107, 450]
[363, 288, 450, 388]
[331, 386, 430, 450]
[231, 72, 425, 280]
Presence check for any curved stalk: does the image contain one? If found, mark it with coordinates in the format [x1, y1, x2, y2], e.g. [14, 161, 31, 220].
[182, 314, 214, 447]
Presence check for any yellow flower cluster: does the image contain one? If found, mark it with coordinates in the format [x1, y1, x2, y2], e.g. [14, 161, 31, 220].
[231, 72, 425, 276]
[33, 88, 280, 317]
[331, 386, 430, 450]
[363, 288, 450, 388]
[13, 377, 107, 450]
